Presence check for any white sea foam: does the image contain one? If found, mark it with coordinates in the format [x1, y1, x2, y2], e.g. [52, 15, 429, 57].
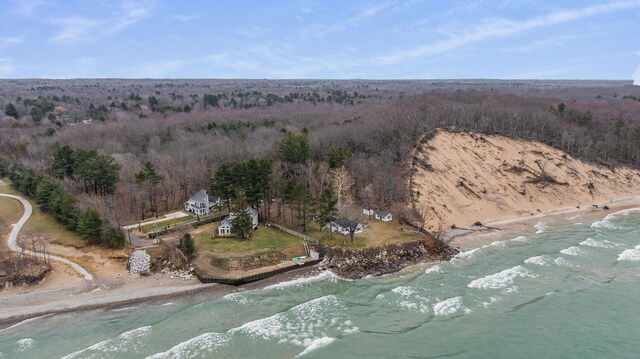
[524, 255, 551, 266]
[0, 314, 53, 333]
[425, 264, 442, 273]
[263, 271, 339, 290]
[580, 238, 616, 248]
[432, 296, 469, 316]
[554, 257, 575, 267]
[453, 242, 501, 261]
[295, 337, 336, 357]
[591, 208, 640, 229]
[389, 286, 429, 313]
[534, 222, 546, 234]
[511, 236, 529, 243]
[391, 286, 417, 297]
[618, 245, 640, 261]
[468, 265, 538, 290]
[15, 338, 34, 352]
[231, 295, 358, 347]
[62, 326, 152, 359]
[150, 302, 175, 308]
[145, 332, 229, 359]
[559, 246, 587, 256]
[481, 296, 501, 308]
[223, 292, 251, 305]
[453, 247, 480, 259]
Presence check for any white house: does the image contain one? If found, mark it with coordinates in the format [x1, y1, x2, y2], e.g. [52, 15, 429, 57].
[363, 208, 375, 216]
[330, 218, 364, 236]
[184, 189, 217, 216]
[217, 207, 259, 235]
[375, 210, 393, 222]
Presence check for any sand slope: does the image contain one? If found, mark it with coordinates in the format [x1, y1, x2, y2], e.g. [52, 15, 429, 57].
[409, 129, 640, 228]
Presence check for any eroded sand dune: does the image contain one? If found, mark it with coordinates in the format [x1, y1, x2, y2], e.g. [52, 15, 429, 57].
[409, 129, 640, 228]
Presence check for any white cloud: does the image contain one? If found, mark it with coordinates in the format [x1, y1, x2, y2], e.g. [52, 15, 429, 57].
[49, 0, 154, 44]
[633, 51, 640, 85]
[0, 36, 24, 47]
[171, 14, 200, 22]
[49, 17, 104, 44]
[11, 0, 48, 16]
[300, 1, 395, 39]
[375, 0, 640, 64]
[108, 0, 155, 34]
[206, 45, 361, 78]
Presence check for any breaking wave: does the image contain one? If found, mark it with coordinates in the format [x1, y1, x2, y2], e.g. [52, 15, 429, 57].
[15, 338, 34, 352]
[579, 238, 618, 248]
[62, 326, 153, 359]
[432, 296, 469, 316]
[262, 271, 339, 290]
[524, 255, 551, 266]
[618, 245, 640, 262]
[591, 208, 640, 230]
[146, 332, 229, 359]
[468, 265, 538, 290]
[295, 337, 335, 357]
[559, 246, 587, 256]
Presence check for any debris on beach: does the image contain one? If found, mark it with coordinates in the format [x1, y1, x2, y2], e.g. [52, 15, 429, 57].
[128, 250, 151, 274]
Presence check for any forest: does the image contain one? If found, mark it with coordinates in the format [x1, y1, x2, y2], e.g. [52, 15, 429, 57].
[1, 79, 640, 245]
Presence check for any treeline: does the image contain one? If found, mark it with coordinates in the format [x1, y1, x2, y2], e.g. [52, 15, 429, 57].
[2, 83, 640, 227]
[209, 132, 349, 234]
[2, 160, 125, 248]
[50, 144, 120, 195]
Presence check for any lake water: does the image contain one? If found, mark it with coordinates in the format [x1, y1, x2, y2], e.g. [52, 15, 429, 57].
[2, 208, 640, 358]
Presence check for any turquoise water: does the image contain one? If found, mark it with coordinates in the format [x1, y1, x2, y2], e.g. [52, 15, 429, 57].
[2, 209, 640, 358]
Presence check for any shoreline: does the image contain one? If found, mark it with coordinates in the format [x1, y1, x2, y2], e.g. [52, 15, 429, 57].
[3, 193, 639, 327]
[450, 194, 640, 249]
[0, 265, 321, 326]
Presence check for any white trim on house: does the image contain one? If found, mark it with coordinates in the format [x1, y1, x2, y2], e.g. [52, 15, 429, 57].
[184, 189, 210, 216]
[375, 211, 393, 222]
[217, 207, 259, 235]
[330, 218, 364, 236]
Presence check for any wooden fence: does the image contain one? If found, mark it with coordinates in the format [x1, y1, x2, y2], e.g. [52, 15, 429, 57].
[265, 222, 319, 244]
[147, 214, 226, 239]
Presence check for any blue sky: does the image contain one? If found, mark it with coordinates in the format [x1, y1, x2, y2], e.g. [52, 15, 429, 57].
[0, 0, 639, 81]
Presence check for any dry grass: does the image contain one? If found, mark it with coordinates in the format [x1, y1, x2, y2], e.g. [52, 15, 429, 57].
[0, 181, 87, 248]
[194, 222, 304, 257]
[307, 219, 422, 249]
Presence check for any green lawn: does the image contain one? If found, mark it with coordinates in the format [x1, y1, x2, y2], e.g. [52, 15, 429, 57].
[0, 179, 87, 248]
[138, 215, 195, 233]
[307, 219, 422, 249]
[194, 224, 304, 256]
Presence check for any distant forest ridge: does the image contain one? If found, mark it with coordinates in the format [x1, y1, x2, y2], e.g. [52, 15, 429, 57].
[1, 79, 639, 232]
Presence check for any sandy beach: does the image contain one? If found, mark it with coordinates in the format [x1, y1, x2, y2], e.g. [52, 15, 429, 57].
[0, 264, 321, 325]
[449, 194, 640, 250]
[4, 193, 637, 326]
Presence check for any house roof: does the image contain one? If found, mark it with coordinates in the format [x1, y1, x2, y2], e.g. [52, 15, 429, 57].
[376, 210, 391, 217]
[333, 218, 360, 229]
[188, 189, 208, 202]
[221, 207, 258, 225]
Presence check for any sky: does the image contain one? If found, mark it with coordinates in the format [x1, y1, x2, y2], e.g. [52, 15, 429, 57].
[0, 0, 639, 81]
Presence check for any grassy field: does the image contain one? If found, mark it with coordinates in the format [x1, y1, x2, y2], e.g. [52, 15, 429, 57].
[194, 223, 304, 257]
[306, 219, 422, 249]
[0, 196, 23, 225]
[0, 180, 88, 248]
[138, 215, 195, 233]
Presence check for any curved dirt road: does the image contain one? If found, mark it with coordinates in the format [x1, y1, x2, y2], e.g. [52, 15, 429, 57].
[1, 193, 94, 281]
